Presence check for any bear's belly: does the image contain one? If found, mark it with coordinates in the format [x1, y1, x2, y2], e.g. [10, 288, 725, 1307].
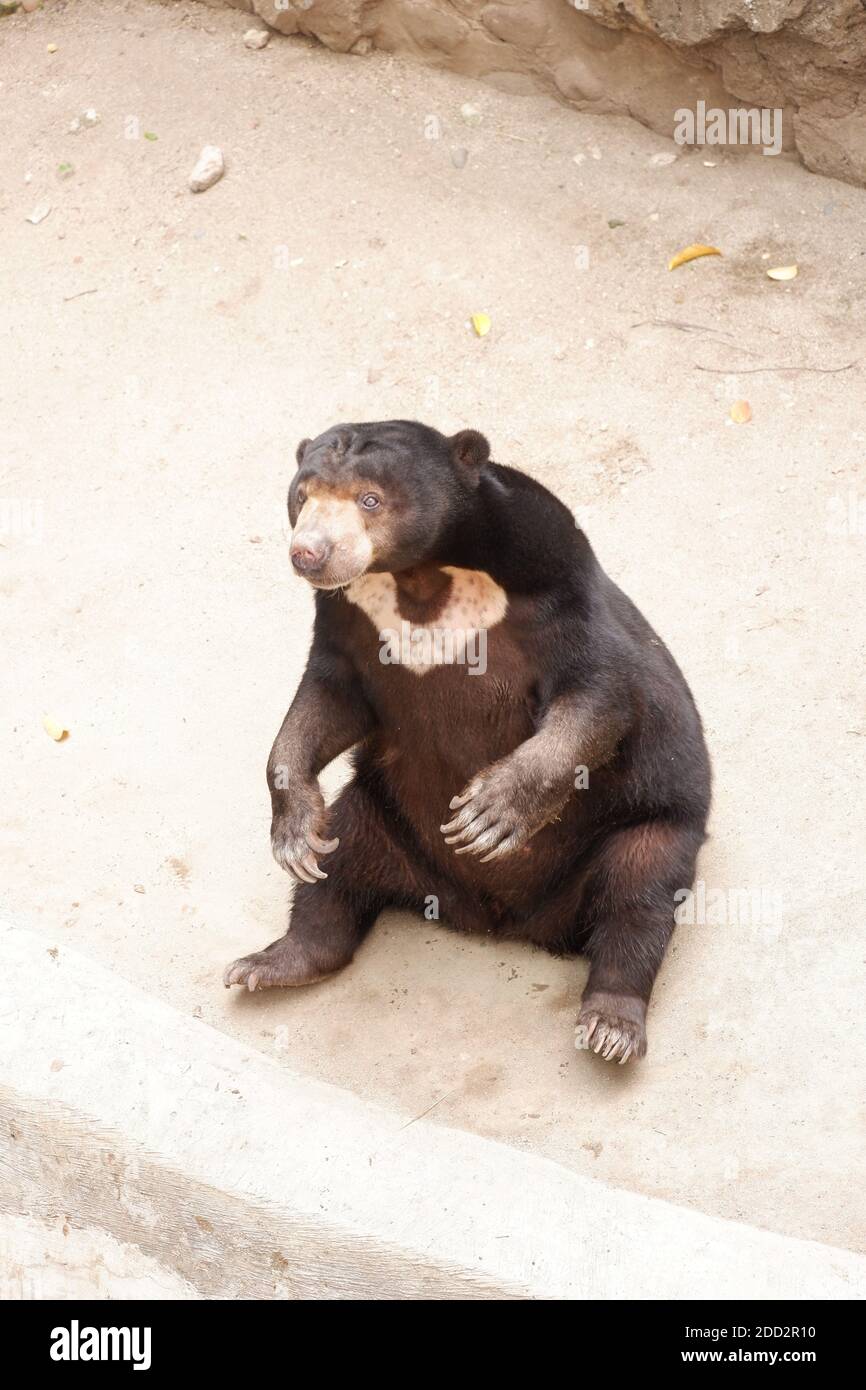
[359, 625, 590, 901]
[372, 639, 538, 805]
[344, 567, 592, 902]
[346, 570, 536, 796]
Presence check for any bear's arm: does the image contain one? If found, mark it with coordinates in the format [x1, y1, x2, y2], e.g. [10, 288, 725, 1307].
[265, 636, 376, 881]
[441, 686, 629, 863]
[267, 640, 375, 795]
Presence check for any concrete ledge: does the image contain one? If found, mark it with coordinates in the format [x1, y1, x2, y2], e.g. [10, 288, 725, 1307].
[1, 920, 863, 1300]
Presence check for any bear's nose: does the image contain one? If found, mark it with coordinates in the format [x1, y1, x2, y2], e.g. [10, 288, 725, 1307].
[291, 540, 329, 575]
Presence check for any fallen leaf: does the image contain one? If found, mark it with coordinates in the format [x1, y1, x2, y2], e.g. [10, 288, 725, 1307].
[668, 244, 722, 271]
[607, 218, 626, 229]
[730, 400, 752, 424]
[134, 884, 146, 894]
[42, 713, 68, 741]
[767, 264, 798, 281]
[143, 131, 158, 141]
[471, 312, 491, 338]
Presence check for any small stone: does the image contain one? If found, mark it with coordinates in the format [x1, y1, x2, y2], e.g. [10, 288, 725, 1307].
[26, 201, 51, 224]
[350, 37, 373, 55]
[189, 146, 225, 193]
[244, 29, 270, 50]
[46, 42, 57, 53]
[460, 103, 482, 126]
[649, 151, 677, 167]
[69, 111, 98, 135]
[450, 146, 468, 169]
[133, 883, 146, 894]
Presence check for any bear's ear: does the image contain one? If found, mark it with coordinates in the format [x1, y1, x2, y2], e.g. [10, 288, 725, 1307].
[295, 437, 311, 468]
[450, 429, 490, 475]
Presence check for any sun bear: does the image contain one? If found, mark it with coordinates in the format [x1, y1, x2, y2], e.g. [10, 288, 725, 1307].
[224, 421, 711, 1064]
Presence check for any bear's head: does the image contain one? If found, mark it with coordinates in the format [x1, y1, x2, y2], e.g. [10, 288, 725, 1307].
[287, 420, 490, 589]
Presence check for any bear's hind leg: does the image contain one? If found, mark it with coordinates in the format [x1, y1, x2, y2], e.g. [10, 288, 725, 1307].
[224, 780, 429, 992]
[574, 821, 703, 1064]
[224, 879, 381, 991]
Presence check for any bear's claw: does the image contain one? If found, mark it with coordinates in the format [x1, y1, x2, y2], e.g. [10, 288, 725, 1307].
[574, 993, 648, 1065]
[223, 945, 336, 992]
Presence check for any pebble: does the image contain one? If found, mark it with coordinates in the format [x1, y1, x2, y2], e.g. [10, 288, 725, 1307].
[188, 146, 225, 193]
[460, 104, 482, 126]
[649, 151, 678, 167]
[243, 29, 270, 50]
[26, 201, 51, 224]
[69, 109, 100, 134]
[450, 146, 468, 169]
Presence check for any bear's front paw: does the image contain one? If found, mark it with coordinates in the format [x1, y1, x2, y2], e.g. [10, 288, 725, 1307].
[440, 758, 562, 863]
[270, 783, 339, 884]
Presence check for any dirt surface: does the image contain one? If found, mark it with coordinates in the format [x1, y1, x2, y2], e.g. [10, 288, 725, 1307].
[230, 0, 866, 186]
[2, 0, 864, 1256]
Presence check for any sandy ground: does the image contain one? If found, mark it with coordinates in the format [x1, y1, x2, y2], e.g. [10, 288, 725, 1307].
[2, 0, 864, 1258]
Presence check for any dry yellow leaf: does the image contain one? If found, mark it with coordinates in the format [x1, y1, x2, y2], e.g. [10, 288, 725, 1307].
[766, 264, 798, 281]
[470, 312, 491, 337]
[42, 713, 68, 741]
[668, 244, 722, 271]
[730, 400, 752, 424]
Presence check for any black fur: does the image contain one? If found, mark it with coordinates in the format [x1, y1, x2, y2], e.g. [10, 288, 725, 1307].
[225, 421, 712, 1064]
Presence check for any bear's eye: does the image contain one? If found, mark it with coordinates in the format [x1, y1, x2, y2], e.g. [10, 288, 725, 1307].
[296, 487, 306, 506]
[359, 493, 381, 511]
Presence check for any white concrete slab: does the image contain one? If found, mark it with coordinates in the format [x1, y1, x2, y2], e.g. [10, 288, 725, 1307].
[2, 922, 863, 1299]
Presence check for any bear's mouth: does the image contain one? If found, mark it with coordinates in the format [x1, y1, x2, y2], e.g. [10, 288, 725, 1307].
[302, 563, 370, 592]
